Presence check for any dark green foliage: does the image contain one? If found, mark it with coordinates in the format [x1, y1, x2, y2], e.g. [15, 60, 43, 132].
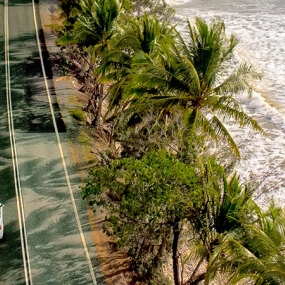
[59, 0, 81, 23]
[82, 150, 203, 281]
[58, 0, 123, 53]
[222, 206, 285, 285]
[99, 13, 175, 109]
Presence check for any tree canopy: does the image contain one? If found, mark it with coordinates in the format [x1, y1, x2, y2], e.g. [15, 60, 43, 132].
[56, 1, 285, 284]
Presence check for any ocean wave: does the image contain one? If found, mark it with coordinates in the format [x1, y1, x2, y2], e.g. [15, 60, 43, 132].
[165, 0, 192, 7]
[171, 0, 285, 206]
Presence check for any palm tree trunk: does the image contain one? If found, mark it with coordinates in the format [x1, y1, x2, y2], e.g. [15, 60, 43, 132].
[97, 84, 104, 123]
[184, 256, 205, 285]
[185, 272, 206, 285]
[92, 84, 103, 128]
[83, 77, 98, 113]
[188, 108, 199, 132]
[172, 221, 181, 285]
[84, 90, 95, 113]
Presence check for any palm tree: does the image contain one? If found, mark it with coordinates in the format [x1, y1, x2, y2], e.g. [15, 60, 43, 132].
[126, 17, 263, 157]
[58, 0, 123, 54]
[115, 13, 174, 54]
[99, 13, 175, 110]
[184, 160, 256, 284]
[97, 14, 175, 145]
[57, 0, 124, 127]
[222, 205, 285, 285]
[100, 15, 182, 154]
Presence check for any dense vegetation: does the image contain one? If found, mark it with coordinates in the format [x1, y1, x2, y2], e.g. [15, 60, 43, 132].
[57, 0, 285, 284]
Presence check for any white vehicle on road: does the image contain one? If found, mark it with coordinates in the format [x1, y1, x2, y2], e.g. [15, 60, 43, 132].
[0, 203, 4, 239]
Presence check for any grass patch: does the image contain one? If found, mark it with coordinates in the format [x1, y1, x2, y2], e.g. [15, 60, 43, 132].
[69, 109, 86, 122]
[78, 132, 90, 144]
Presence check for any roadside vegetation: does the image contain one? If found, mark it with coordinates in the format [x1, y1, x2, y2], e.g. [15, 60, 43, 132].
[56, 0, 285, 284]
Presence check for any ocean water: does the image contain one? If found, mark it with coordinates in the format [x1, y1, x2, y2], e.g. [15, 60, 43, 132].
[167, 0, 285, 206]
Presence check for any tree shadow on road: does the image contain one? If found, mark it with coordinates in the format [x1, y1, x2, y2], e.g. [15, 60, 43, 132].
[0, 220, 26, 284]
[7, 32, 66, 133]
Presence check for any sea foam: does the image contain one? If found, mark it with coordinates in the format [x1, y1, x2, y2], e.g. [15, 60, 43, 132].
[170, 0, 285, 206]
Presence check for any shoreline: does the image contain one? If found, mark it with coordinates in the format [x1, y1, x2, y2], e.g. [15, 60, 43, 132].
[171, 0, 285, 207]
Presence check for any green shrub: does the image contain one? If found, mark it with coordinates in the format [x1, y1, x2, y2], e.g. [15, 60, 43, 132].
[69, 109, 85, 122]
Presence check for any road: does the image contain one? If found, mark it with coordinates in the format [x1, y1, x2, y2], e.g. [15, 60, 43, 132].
[0, 0, 103, 284]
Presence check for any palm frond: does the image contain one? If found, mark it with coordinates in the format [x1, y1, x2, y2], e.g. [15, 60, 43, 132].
[213, 103, 264, 134]
[210, 115, 240, 157]
[214, 63, 262, 96]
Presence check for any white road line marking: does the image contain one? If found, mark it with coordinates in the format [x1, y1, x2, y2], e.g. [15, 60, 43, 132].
[4, 1, 33, 284]
[31, 2, 97, 284]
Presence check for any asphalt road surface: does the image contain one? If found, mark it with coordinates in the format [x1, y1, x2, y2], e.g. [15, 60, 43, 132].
[0, 1, 103, 284]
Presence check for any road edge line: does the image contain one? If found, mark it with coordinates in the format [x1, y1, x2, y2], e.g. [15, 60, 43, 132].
[31, 1, 98, 284]
[4, 1, 33, 284]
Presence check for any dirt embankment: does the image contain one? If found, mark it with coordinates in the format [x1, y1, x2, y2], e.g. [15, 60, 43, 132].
[38, 2, 129, 284]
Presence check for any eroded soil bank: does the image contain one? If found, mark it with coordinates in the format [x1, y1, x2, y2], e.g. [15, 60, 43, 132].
[38, 1, 129, 284]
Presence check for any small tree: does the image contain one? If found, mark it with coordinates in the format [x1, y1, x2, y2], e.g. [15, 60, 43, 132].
[82, 150, 204, 284]
[129, 0, 174, 19]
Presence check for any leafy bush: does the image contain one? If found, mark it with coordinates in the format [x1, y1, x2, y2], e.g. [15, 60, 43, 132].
[82, 150, 203, 282]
